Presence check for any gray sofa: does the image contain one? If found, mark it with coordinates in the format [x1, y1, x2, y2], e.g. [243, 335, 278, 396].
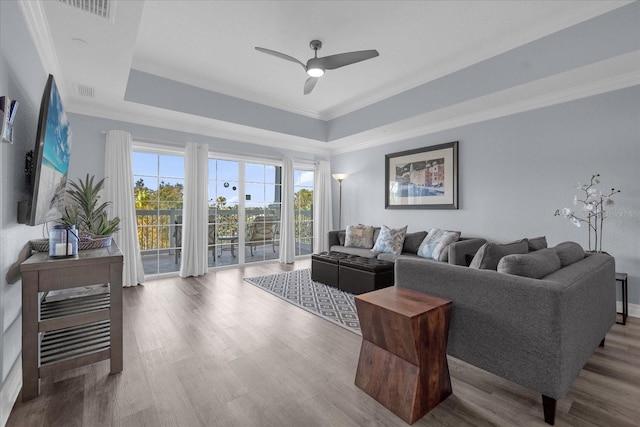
[328, 228, 486, 266]
[394, 243, 616, 425]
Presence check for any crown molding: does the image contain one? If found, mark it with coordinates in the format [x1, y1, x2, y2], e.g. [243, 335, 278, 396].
[18, 1, 66, 98]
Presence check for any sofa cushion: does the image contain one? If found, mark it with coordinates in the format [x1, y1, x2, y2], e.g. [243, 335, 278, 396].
[402, 231, 428, 254]
[372, 225, 408, 255]
[344, 225, 375, 249]
[338, 230, 346, 246]
[553, 241, 585, 267]
[469, 239, 529, 270]
[497, 248, 562, 279]
[528, 236, 547, 251]
[417, 228, 461, 260]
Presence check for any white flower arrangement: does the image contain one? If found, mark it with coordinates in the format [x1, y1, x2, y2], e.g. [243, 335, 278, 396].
[555, 174, 620, 253]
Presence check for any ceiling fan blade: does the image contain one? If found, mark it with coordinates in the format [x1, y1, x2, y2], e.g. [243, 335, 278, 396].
[317, 49, 379, 70]
[255, 47, 307, 71]
[304, 77, 319, 95]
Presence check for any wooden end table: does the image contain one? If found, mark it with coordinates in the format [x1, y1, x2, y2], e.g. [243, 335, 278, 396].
[354, 286, 452, 424]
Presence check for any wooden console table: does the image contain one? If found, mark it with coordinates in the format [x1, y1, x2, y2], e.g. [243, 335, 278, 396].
[20, 243, 123, 401]
[355, 286, 452, 424]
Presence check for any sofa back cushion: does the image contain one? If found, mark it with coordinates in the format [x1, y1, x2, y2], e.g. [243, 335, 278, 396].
[344, 225, 375, 249]
[553, 241, 585, 267]
[469, 239, 529, 270]
[528, 236, 547, 251]
[417, 228, 461, 260]
[372, 225, 408, 255]
[402, 231, 428, 254]
[497, 248, 562, 279]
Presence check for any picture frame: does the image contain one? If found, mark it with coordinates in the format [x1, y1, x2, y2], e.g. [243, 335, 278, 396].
[385, 141, 458, 209]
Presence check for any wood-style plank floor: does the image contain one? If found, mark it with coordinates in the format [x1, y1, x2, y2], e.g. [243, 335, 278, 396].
[8, 260, 640, 426]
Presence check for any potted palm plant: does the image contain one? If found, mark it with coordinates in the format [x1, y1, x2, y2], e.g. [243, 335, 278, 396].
[60, 174, 120, 247]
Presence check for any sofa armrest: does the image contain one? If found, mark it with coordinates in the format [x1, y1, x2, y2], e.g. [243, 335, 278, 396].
[448, 238, 486, 266]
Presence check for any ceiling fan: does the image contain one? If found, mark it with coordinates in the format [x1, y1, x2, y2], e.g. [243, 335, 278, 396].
[255, 40, 379, 95]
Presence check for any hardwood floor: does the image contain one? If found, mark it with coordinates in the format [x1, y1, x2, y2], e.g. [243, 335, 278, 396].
[7, 260, 640, 426]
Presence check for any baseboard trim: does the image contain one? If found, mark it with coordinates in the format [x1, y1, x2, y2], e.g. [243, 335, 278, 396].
[617, 301, 640, 320]
[1, 357, 21, 427]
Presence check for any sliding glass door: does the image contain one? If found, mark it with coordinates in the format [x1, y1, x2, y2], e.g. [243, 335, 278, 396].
[133, 148, 314, 277]
[207, 159, 240, 268]
[133, 151, 184, 275]
[294, 168, 314, 256]
[244, 162, 281, 263]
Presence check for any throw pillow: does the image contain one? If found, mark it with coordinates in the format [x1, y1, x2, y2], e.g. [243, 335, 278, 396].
[553, 241, 585, 267]
[469, 239, 529, 270]
[372, 225, 408, 255]
[402, 231, 428, 254]
[338, 231, 346, 246]
[497, 248, 562, 279]
[417, 228, 461, 260]
[344, 225, 375, 249]
[528, 236, 548, 251]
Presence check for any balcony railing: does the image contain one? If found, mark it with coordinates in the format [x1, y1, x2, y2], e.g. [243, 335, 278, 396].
[135, 208, 313, 252]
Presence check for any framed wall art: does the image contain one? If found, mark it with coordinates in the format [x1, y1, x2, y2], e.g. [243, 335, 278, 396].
[385, 141, 458, 209]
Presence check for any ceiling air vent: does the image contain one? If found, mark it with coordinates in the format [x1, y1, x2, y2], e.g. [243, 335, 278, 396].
[58, 0, 114, 21]
[75, 84, 96, 99]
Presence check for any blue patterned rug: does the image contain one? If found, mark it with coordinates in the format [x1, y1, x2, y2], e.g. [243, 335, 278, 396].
[244, 268, 361, 335]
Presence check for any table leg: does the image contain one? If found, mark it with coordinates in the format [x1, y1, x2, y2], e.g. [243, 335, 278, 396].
[109, 262, 123, 373]
[21, 271, 40, 401]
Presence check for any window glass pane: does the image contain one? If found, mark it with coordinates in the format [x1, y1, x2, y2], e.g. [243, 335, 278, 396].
[159, 155, 184, 177]
[208, 159, 217, 180]
[158, 179, 184, 203]
[265, 165, 277, 184]
[132, 152, 157, 176]
[246, 183, 265, 204]
[245, 163, 264, 183]
[218, 160, 239, 181]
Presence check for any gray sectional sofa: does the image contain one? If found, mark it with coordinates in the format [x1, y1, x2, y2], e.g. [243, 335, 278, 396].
[327, 228, 486, 266]
[394, 241, 616, 425]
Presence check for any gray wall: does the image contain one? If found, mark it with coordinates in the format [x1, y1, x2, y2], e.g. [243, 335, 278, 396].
[331, 85, 640, 308]
[0, 1, 50, 424]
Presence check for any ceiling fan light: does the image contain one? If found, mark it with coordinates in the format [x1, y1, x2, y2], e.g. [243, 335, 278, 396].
[307, 67, 324, 77]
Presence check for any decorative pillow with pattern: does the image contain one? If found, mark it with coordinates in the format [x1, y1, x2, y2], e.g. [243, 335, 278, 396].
[372, 225, 408, 255]
[344, 225, 375, 249]
[417, 228, 461, 260]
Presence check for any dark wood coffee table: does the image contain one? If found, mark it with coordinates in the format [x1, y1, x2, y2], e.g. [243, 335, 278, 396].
[354, 286, 452, 424]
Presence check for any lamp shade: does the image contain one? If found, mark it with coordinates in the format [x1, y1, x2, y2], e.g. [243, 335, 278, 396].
[332, 173, 348, 181]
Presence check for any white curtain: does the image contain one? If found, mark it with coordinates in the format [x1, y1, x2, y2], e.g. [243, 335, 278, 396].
[279, 156, 295, 263]
[180, 143, 209, 277]
[104, 130, 145, 287]
[313, 160, 333, 253]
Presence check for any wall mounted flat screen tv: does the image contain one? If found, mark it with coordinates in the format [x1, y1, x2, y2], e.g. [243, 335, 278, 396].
[27, 74, 72, 226]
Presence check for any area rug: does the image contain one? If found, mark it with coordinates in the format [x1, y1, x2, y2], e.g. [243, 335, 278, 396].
[244, 268, 361, 335]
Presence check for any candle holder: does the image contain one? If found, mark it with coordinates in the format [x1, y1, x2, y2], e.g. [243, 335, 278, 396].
[49, 225, 79, 258]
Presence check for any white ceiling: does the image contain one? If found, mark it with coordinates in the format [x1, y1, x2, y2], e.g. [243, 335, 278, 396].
[23, 0, 635, 153]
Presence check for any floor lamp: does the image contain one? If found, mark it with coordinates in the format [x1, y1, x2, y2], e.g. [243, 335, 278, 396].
[332, 173, 348, 230]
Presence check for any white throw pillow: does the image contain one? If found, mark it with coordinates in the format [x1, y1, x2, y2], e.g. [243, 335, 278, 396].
[417, 228, 461, 260]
